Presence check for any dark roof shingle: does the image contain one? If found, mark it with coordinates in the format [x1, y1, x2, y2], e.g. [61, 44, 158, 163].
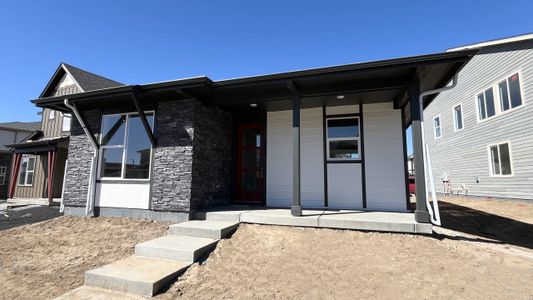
[0, 121, 41, 132]
[63, 63, 124, 92]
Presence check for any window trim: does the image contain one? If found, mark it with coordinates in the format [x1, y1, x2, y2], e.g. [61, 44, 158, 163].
[475, 69, 525, 124]
[433, 114, 442, 139]
[487, 141, 514, 177]
[98, 111, 155, 181]
[17, 155, 36, 187]
[476, 87, 496, 122]
[0, 166, 6, 185]
[452, 103, 464, 132]
[325, 116, 361, 161]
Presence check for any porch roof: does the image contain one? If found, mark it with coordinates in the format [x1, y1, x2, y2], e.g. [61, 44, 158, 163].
[32, 49, 477, 113]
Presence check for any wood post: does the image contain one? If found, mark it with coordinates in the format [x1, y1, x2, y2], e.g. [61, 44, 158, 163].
[8, 153, 22, 199]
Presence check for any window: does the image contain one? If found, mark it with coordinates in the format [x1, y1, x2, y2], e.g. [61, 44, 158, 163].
[62, 113, 72, 131]
[477, 87, 496, 120]
[326, 117, 360, 160]
[18, 156, 36, 186]
[49, 110, 55, 120]
[498, 73, 523, 112]
[99, 112, 154, 179]
[433, 115, 442, 139]
[0, 166, 6, 185]
[453, 104, 463, 131]
[489, 142, 512, 176]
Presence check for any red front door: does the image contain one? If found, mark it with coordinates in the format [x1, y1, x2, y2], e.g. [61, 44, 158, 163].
[235, 123, 265, 204]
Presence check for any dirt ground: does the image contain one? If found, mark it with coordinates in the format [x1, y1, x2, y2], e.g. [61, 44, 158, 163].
[0, 216, 170, 300]
[156, 196, 533, 300]
[0, 196, 531, 300]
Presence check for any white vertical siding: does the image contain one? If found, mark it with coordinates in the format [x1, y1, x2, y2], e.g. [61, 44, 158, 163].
[364, 102, 407, 211]
[423, 40, 533, 200]
[266, 108, 324, 208]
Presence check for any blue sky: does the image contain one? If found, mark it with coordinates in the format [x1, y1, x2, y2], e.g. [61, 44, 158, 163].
[0, 1, 531, 153]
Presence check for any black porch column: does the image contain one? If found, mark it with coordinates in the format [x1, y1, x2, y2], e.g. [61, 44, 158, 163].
[291, 94, 302, 216]
[409, 82, 430, 223]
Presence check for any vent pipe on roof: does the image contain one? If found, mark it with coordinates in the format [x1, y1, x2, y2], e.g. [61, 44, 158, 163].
[418, 74, 459, 226]
[64, 98, 98, 216]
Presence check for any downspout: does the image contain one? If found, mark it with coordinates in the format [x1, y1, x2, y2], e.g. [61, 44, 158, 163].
[418, 74, 458, 226]
[64, 99, 98, 216]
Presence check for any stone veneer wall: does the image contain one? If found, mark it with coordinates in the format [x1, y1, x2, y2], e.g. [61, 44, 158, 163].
[62, 110, 101, 207]
[150, 100, 195, 211]
[150, 99, 233, 211]
[190, 102, 233, 210]
[62, 99, 233, 214]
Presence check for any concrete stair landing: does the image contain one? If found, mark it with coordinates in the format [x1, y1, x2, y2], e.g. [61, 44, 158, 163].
[57, 220, 239, 298]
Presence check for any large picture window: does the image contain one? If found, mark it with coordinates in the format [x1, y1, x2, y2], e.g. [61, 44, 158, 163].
[99, 112, 154, 179]
[326, 116, 360, 160]
[18, 155, 36, 186]
[489, 142, 512, 176]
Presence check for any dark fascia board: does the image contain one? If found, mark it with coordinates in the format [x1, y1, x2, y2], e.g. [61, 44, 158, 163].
[6, 136, 69, 149]
[0, 126, 36, 133]
[38, 63, 68, 98]
[32, 49, 477, 109]
[213, 50, 478, 87]
[32, 76, 212, 107]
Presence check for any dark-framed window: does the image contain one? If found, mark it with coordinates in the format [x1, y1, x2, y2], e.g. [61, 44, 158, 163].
[326, 116, 360, 160]
[99, 112, 154, 180]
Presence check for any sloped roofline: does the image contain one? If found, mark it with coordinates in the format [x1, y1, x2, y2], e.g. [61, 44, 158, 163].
[447, 33, 533, 52]
[39, 63, 84, 98]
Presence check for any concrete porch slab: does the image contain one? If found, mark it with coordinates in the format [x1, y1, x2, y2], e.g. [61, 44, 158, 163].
[198, 206, 432, 234]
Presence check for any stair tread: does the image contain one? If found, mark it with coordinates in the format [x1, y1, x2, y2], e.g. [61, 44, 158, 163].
[169, 220, 239, 230]
[136, 235, 218, 251]
[86, 255, 189, 283]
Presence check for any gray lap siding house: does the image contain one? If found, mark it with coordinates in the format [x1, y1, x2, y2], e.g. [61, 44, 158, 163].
[33, 50, 475, 223]
[423, 37, 533, 200]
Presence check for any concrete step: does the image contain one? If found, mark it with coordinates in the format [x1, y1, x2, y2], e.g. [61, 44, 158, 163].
[168, 220, 239, 239]
[135, 235, 218, 263]
[85, 255, 189, 297]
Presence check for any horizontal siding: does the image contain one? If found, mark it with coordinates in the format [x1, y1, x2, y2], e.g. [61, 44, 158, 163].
[423, 41, 533, 200]
[364, 103, 407, 211]
[266, 108, 324, 208]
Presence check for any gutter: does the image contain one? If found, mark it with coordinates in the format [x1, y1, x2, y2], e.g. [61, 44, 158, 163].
[418, 74, 459, 226]
[64, 98, 98, 216]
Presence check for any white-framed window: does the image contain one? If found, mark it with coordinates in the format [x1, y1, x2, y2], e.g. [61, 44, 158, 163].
[433, 115, 442, 139]
[488, 142, 513, 176]
[453, 104, 463, 131]
[476, 70, 524, 122]
[498, 72, 523, 112]
[49, 109, 55, 120]
[477, 87, 496, 121]
[325, 116, 360, 160]
[18, 155, 36, 186]
[99, 111, 154, 180]
[0, 166, 7, 185]
[62, 113, 72, 131]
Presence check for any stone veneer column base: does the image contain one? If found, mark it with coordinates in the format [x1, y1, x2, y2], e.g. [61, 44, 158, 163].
[64, 206, 190, 223]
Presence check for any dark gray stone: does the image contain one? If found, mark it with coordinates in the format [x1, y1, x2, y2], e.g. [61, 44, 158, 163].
[62, 110, 101, 207]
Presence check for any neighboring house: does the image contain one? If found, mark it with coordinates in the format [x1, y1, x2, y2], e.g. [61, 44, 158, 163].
[0, 122, 40, 199]
[423, 34, 533, 200]
[31, 50, 475, 224]
[6, 63, 123, 205]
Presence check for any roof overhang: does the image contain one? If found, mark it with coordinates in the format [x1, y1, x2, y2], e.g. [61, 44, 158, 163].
[32, 50, 477, 113]
[7, 136, 69, 154]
